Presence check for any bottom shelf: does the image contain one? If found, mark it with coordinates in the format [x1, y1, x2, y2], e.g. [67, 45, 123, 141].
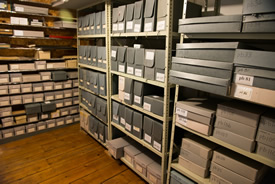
[171, 163, 210, 184]
[120, 157, 153, 184]
[81, 127, 107, 148]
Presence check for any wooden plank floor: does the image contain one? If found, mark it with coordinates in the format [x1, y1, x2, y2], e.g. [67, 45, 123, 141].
[0, 124, 146, 184]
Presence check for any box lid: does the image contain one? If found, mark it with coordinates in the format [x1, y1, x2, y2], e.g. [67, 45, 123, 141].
[126, 3, 134, 21]
[107, 137, 131, 149]
[143, 116, 153, 134]
[147, 162, 161, 178]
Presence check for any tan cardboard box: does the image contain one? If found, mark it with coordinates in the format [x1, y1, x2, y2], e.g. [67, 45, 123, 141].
[35, 61, 46, 70]
[22, 94, 33, 104]
[256, 129, 275, 148]
[20, 63, 35, 70]
[10, 73, 22, 83]
[0, 86, 8, 95]
[180, 148, 211, 168]
[40, 113, 49, 120]
[44, 92, 54, 101]
[181, 136, 217, 160]
[66, 60, 77, 68]
[210, 162, 256, 184]
[176, 115, 212, 136]
[23, 74, 41, 82]
[51, 110, 60, 118]
[56, 117, 65, 126]
[60, 108, 69, 116]
[33, 93, 44, 102]
[21, 83, 32, 93]
[64, 98, 72, 106]
[0, 96, 10, 106]
[259, 109, 275, 133]
[9, 64, 20, 70]
[54, 91, 64, 99]
[213, 128, 256, 152]
[0, 64, 8, 71]
[55, 99, 64, 108]
[0, 74, 9, 84]
[27, 114, 38, 122]
[63, 80, 72, 88]
[10, 95, 22, 105]
[2, 117, 14, 127]
[33, 83, 43, 92]
[212, 147, 266, 181]
[256, 142, 275, 161]
[47, 62, 65, 69]
[43, 82, 54, 91]
[215, 116, 257, 139]
[54, 82, 63, 90]
[9, 85, 21, 94]
[40, 72, 51, 81]
[73, 79, 78, 87]
[0, 107, 12, 117]
[73, 88, 79, 96]
[15, 115, 27, 124]
[210, 173, 231, 184]
[231, 83, 275, 108]
[35, 50, 50, 59]
[64, 89, 72, 98]
[178, 155, 209, 178]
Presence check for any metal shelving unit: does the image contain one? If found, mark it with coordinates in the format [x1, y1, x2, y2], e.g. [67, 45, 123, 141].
[79, 86, 107, 100]
[79, 103, 108, 126]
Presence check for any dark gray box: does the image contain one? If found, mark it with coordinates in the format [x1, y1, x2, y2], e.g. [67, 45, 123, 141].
[124, 78, 134, 105]
[242, 14, 275, 33]
[92, 72, 99, 94]
[111, 46, 118, 71]
[25, 103, 41, 115]
[144, 95, 173, 116]
[89, 94, 97, 115]
[97, 46, 106, 69]
[99, 73, 106, 96]
[96, 98, 107, 123]
[119, 104, 126, 127]
[143, 116, 154, 144]
[170, 170, 195, 184]
[91, 46, 97, 66]
[125, 107, 134, 133]
[41, 101, 56, 112]
[98, 122, 105, 142]
[118, 47, 127, 73]
[242, 0, 275, 14]
[89, 13, 95, 35]
[126, 47, 135, 75]
[144, 49, 155, 80]
[117, 5, 126, 33]
[126, 3, 135, 33]
[101, 11, 106, 34]
[133, 0, 144, 33]
[112, 101, 120, 124]
[78, 16, 84, 35]
[143, 0, 157, 32]
[134, 48, 145, 77]
[133, 111, 143, 139]
[152, 121, 163, 152]
[95, 12, 102, 34]
[112, 7, 118, 33]
[155, 50, 165, 82]
[52, 71, 67, 81]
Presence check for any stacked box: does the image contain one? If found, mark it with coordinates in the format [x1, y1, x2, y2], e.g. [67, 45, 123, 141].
[175, 98, 217, 136]
[15, 115, 26, 124]
[43, 82, 54, 91]
[26, 124, 36, 133]
[179, 136, 217, 178]
[33, 93, 44, 102]
[65, 116, 73, 124]
[0, 74, 9, 84]
[0, 96, 10, 106]
[11, 95, 22, 105]
[56, 117, 65, 126]
[107, 137, 131, 159]
[9, 85, 21, 94]
[37, 121, 46, 130]
[0, 86, 8, 95]
[22, 94, 33, 104]
[22, 74, 40, 82]
[40, 72, 51, 81]
[14, 126, 25, 136]
[46, 119, 56, 128]
[2, 117, 14, 127]
[134, 151, 159, 177]
[147, 162, 161, 184]
[10, 73, 22, 83]
[35, 61, 46, 70]
[2, 128, 14, 138]
[210, 147, 267, 184]
[33, 83, 43, 92]
[214, 101, 266, 152]
[256, 109, 275, 160]
[170, 170, 195, 184]
[21, 83, 32, 93]
[0, 107, 12, 117]
[143, 95, 173, 116]
[124, 144, 144, 166]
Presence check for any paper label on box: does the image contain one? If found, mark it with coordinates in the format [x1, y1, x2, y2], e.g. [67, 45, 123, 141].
[144, 133, 151, 143]
[156, 72, 165, 82]
[153, 141, 161, 151]
[5, 132, 13, 138]
[125, 154, 132, 164]
[113, 114, 119, 121]
[47, 64, 53, 68]
[14, 30, 23, 36]
[119, 65, 125, 72]
[127, 66, 134, 74]
[111, 50, 117, 58]
[13, 100, 21, 104]
[15, 7, 24, 12]
[113, 24, 118, 31]
[17, 130, 24, 135]
[0, 90, 7, 94]
[133, 126, 140, 133]
[134, 95, 141, 104]
[25, 99, 32, 103]
[29, 128, 35, 132]
[176, 107, 188, 117]
[48, 123, 55, 128]
[134, 24, 141, 32]
[143, 102, 151, 111]
[41, 114, 48, 119]
[149, 174, 158, 183]
[144, 22, 152, 32]
[120, 117, 126, 125]
[97, 25, 100, 29]
[125, 123, 131, 131]
[126, 21, 133, 30]
[235, 74, 254, 86]
[57, 121, 64, 126]
[29, 117, 37, 122]
[118, 23, 124, 31]
[136, 164, 143, 173]
[177, 115, 187, 126]
[234, 85, 253, 100]
[146, 51, 154, 60]
[38, 125, 46, 130]
[157, 20, 165, 31]
[20, 18, 28, 25]
[124, 92, 130, 101]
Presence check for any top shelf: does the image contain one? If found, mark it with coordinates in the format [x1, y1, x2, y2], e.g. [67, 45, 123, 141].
[78, 34, 105, 38]
[184, 33, 275, 40]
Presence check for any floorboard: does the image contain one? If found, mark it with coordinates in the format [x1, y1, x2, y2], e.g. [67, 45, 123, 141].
[0, 123, 146, 184]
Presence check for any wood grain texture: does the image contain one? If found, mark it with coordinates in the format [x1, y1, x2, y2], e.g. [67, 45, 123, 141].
[0, 124, 146, 184]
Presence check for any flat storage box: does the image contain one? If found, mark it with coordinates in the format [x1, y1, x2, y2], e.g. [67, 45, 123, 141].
[46, 119, 56, 128]
[178, 15, 242, 33]
[133, 111, 143, 139]
[52, 71, 67, 81]
[47, 62, 66, 69]
[56, 117, 65, 126]
[0, 96, 10, 106]
[2, 128, 14, 138]
[10, 73, 22, 83]
[0, 74, 9, 84]
[134, 152, 156, 176]
[67, 71, 78, 79]
[213, 128, 256, 152]
[0, 64, 8, 71]
[51, 110, 60, 119]
[9, 63, 35, 70]
[41, 101, 56, 112]
[37, 121, 46, 130]
[212, 147, 266, 181]
[14, 30, 44, 37]
[40, 113, 49, 120]
[15, 115, 26, 124]
[33, 93, 44, 102]
[256, 129, 275, 148]
[2, 117, 14, 127]
[143, 95, 173, 116]
[170, 170, 195, 184]
[147, 162, 161, 184]
[107, 137, 131, 159]
[210, 173, 231, 184]
[11, 95, 22, 105]
[180, 148, 211, 168]
[22, 74, 41, 82]
[64, 89, 73, 98]
[124, 145, 143, 166]
[27, 114, 38, 122]
[40, 72, 51, 81]
[0, 107, 12, 117]
[60, 107, 69, 116]
[0, 85, 8, 95]
[256, 142, 275, 160]
[33, 83, 43, 92]
[242, 0, 275, 14]
[259, 109, 275, 133]
[22, 94, 33, 104]
[143, 0, 157, 32]
[14, 126, 25, 136]
[54, 91, 64, 99]
[54, 82, 63, 90]
[64, 98, 72, 106]
[26, 124, 36, 133]
[152, 121, 163, 152]
[70, 105, 78, 114]
[13, 3, 48, 15]
[242, 13, 275, 33]
[35, 61, 46, 70]
[25, 103, 41, 115]
[43, 82, 54, 91]
[44, 92, 54, 101]
[21, 83, 32, 93]
[65, 116, 73, 124]
[34, 51, 50, 59]
[178, 155, 209, 178]
[9, 84, 21, 94]
[64, 80, 72, 88]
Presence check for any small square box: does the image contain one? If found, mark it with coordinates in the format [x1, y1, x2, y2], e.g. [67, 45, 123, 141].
[73, 88, 79, 96]
[65, 116, 73, 124]
[73, 79, 79, 87]
[46, 119, 56, 128]
[40, 113, 49, 120]
[55, 91, 64, 99]
[51, 110, 60, 118]
[124, 145, 143, 166]
[0, 74, 9, 84]
[2, 128, 14, 138]
[64, 98, 72, 106]
[33, 83, 43, 92]
[64, 80, 72, 88]
[56, 117, 65, 126]
[55, 99, 64, 108]
[43, 82, 54, 91]
[21, 83, 32, 93]
[40, 72, 51, 81]
[60, 107, 69, 116]
[9, 85, 21, 94]
[37, 121, 46, 130]
[26, 124, 36, 133]
[23, 74, 41, 82]
[0, 107, 12, 117]
[11, 95, 22, 105]
[67, 71, 78, 79]
[0, 96, 10, 106]
[33, 93, 44, 102]
[44, 92, 54, 101]
[10, 73, 22, 83]
[73, 97, 79, 105]
[14, 126, 26, 136]
[35, 61, 46, 70]
[22, 94, 33, 104]
[70, 105, 78, 114]
[0, 86, 8, 95]
[27, 114, 38, 122]
[41, 101, 56, 112]
[2, 117, 14, 127]
[73, 114, 80, 122]
[15, 115, 27, 124]
[107, 137, 131, 159]
[64, 89, 73, 98]
[54, 82, 63, 90]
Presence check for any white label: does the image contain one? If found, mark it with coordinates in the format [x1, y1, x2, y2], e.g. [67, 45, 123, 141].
[143, 102, 151, 111]
[235, 74, 254, 86]
[125, 123, 131, 131]
[38, 125, 46, 130]
[133, 126, 140, 133]
[134, 24, 141, 32]
[124, 92, 130, 101]
[135, 69, 142, 77]
[111, 50, 117, 58]
[120, 118, 126, 125]
[134, 95, 141, 104]
[127, 67, 134, 74]
[48, 123, 55, 128]
[145, 51, 154, 60]
[234, 85, 253, 100]
[14, 30, 23, 36]
[144, 22, 152, 32]
[118, 23, 124, 31]
[113, 24, 118, 31]
[119, 65, 125, 72]
[176, 107, 188, 117]
[153, 141, 161, 151]
[126, 21, 133, 30]
[156, 72, 165, 82]
[113, 114, 119, 121]
[144, 133, 151, 143]
[11, 65, 19, 70]
[15, 7, 24, 12]
[177, 115, 187, 126]
[157, 20, 165, 31]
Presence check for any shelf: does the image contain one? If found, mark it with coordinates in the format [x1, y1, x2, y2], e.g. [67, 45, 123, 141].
[0, 67, 77, 74]
[79, 103, 107, 126]
[176, 123, 275, 168]
[79, 86, 107, 100]
[78, 34, 105, 38]
[111, 31, 179, 38]
[112, 95, 170, 122]
[1, 35, 76, 40]
[111, 71, 165, 88]
[81, 127, 107, 148]
[171, 163, 210, 184]
[14, 0, 52, 8]
[184, 33, 275, 40]
[78, 63, 106, 73]
[0, 58, 77, 62]
[120, 157, 153, 184]
[0, 23, 76, 30]
[111, 122, 162, 157]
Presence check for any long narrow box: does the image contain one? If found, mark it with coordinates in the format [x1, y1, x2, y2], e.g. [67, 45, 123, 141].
[134, 152, 156, 176]
[256, 142, 275, 161]
[170, 170, 196, 184]
[180, 148, 211, 168]
[259, 109, 275, 133]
